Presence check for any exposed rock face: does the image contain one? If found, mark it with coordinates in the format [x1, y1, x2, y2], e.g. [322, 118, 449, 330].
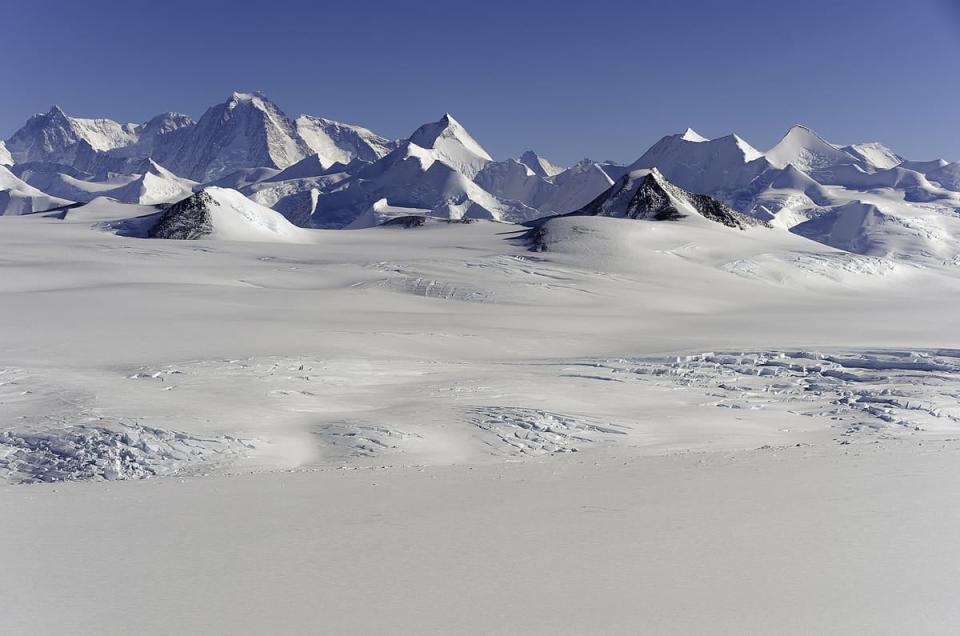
[147, 191, 215, 239]
[577, 169, 766, 230]
[380, 215, 427, 228]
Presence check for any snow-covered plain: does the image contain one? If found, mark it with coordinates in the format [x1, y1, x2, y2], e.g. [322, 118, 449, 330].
[4, 92, 960, 633]
[3, 192, 960, 632]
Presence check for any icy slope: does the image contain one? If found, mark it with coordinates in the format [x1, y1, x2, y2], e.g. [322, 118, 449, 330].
[0, 165, 72, 215]
[296, 115, 396, 167]
[790, 199, 960, 263]
[841, 142, 903, 169]
[926, 162, 960, 192]
[0, 141, 12, 166]
[146, 187, 313, 242]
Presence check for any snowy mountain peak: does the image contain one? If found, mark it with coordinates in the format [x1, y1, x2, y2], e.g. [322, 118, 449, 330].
[680, 128, 709, 142]
[141, 112, 194, 135]
[407, 113, 493, 178]
[46, 105, 69, 120]
[626, 130, 770, 194]
[766, 125, 858, 173]
[161, 92, 310, 182]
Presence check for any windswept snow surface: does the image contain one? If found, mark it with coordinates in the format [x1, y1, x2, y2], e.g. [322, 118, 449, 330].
[6, 112, 960, 633]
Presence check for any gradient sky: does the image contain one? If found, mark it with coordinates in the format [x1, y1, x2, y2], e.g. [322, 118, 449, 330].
[6, 0, 960, 165]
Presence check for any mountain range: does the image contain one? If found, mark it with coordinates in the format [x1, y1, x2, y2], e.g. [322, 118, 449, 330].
[2, 91, 959, 264]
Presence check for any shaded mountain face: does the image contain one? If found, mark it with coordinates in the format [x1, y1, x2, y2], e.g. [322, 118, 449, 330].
[575, 169, 766, 230]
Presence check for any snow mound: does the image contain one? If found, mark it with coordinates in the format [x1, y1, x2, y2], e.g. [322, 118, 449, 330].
[147, 187, 312, 242]
[105, 159, 196, 205]
[791, 200, 956, 260]
[0, 165, 72, 215]
[0, 423, 253, 484]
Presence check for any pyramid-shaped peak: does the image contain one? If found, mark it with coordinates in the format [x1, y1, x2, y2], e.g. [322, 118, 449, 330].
[407, 113, 493, 169]
[46, 105, 69, 119]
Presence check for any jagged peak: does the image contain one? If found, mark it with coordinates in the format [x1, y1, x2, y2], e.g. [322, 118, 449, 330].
[228, 91, 266, 103]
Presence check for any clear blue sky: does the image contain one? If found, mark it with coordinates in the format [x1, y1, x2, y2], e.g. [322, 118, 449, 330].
[6, 0, 960, 165]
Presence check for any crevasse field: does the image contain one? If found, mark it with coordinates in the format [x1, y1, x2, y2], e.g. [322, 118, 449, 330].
[3, 195, 960, 633]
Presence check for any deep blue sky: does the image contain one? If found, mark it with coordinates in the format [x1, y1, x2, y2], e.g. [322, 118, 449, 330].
[6, 0, 960, 164]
